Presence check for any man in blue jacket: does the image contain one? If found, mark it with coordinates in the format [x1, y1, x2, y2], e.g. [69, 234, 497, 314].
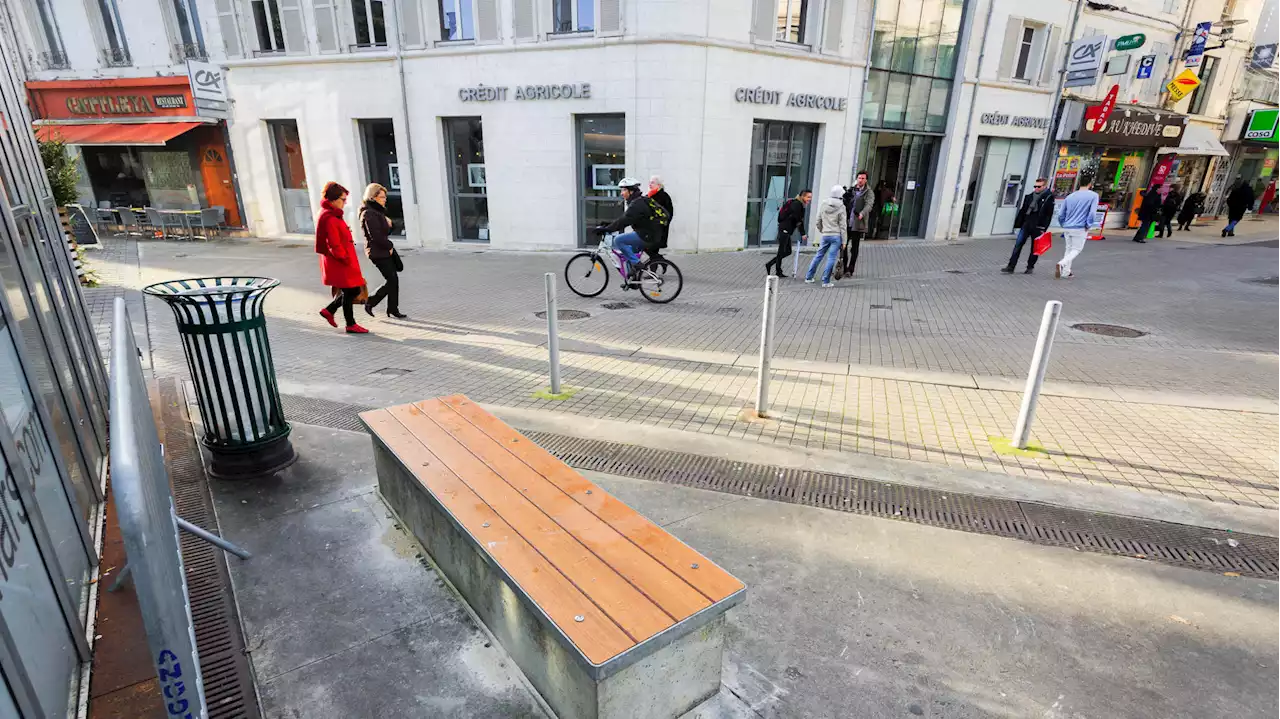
[1055, 176, 1100, 279]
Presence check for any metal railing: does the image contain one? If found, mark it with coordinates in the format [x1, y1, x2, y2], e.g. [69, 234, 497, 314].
[38, 49, 69, 69]
[100, 46, 131, 67]
[173, 42, 207, 61]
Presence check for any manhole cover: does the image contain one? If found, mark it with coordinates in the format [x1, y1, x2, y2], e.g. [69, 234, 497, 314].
[535, 309, 591, 321]
[944, 269, 967, 274]
[1071, 323, 1147, 338]
[716, 307, 741, 315]
[601, 302, 632, 310]
[371, 367, 412, 377]
[1246, 276, 1279, 286]
[870, 304, 892, 310]
[891, 297, 912, 302]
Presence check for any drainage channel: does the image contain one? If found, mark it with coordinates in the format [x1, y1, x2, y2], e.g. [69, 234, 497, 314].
[279, 393, 1278, 581]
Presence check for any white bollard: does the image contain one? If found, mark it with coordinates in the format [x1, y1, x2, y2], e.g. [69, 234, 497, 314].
[544, 273, 561, 395]
[1013, 300, 1063, 449]
[755, 276, 779, 416]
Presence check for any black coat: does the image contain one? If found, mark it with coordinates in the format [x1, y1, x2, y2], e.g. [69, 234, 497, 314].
[1137, 191, 1162, 222]
[1227, 184, 1255, 221]
[1014, 189, 1054, 232]
[1178, 193, 1204, 223]
[360, 200, 394, 259]
[650, 188, 673, 248]
[604, 195, 662, 250]
[777, 197, 807, 236]
[1160, 192, 1183, 220]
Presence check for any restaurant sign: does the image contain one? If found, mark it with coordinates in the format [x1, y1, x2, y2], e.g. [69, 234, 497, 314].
[27, 77, 197, 120]
[1077, 108, 1185, 147]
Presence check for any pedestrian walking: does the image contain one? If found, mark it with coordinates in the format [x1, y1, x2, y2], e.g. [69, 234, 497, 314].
[842, 170, 872, 275]
[765, 189, 810, 278]
[805, 185, 848, 288]
[1155, 185, 1182, 238]
[648, 176, 673, 257]
[1223, 180, 1255, 237]
[315, 182, 370, 334]
[1259, 179, 1276, 214]
[1177, 191, 1204, 231]
[361, 183, 407, 319]
[1002, 177, 1054, 274]
[1133, 187, 1160, 243]
[1055, 175, 1099, 279]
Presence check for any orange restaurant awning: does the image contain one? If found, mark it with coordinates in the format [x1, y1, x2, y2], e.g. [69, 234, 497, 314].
[35, 121, 204, 146]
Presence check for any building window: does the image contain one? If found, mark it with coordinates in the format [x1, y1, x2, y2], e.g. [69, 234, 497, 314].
[169, 0, 207, 59]
[552, 0, 594, 33]
[352, 0, 387, 47]
[252, 0, 286, 52]
[775, 0, 807, 44]
[439, 0, 474, 40]
[1187, 56, 1217, 114]
[1014, 26, 1035, 79]
[96, 0, 130, 65]
[444, 117, 489, 241]
[30, 0, 69, 68]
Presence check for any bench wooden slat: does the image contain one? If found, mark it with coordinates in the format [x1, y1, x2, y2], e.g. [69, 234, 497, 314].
[363, 408, 636, 665]
[415, 398, 714, 621]
[440, 395, 746, 604]
[386, 403, 675, 643]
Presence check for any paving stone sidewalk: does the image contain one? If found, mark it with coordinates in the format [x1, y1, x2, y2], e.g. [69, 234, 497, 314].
[84, 230, 1280, 510]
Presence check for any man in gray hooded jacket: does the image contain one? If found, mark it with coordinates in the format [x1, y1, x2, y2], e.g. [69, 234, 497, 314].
[805, 185, 849, 287]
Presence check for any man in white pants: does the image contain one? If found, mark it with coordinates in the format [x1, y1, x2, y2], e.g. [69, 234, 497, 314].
[1055, 176, 1100, 279]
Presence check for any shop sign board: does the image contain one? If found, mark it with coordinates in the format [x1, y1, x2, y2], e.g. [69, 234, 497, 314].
[1165, 69, 1201, 102]
[1077, 107, 1185, 147]
[1065, 35, 1108, 88]
[979, 112, 1049, 129]
[1135, 55, 1156, 79]
[459, 82, 592, 101]
[1184, 22, 1213, 68]
[1104, 55, 1131, 76]
[733, 87, 847, 111]
[1115, 34, 1146, 51]
[186, 60, 228, 119]
[26, 77, 197, 121]
[1083, 85, 1119, 131]
[1243, 109, 1278, 143]
[1251, 43, 1277, 69]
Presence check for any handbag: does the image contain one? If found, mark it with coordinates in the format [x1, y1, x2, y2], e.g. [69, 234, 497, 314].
[331, 284, 370, 304]
[391, 252, 404, 273]
[1032, 231, 1053, 256]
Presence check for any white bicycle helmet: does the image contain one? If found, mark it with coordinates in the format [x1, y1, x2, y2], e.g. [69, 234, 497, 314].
[617, 177, 643, 191]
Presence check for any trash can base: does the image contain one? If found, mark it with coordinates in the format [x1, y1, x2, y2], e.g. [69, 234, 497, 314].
[205, 433, 298, 480]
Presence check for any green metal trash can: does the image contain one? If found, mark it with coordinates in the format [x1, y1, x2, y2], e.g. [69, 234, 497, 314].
[144, 276, 296, 479]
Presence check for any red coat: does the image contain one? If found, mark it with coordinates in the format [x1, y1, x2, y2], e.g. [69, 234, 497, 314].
[314, 200, 365, 289]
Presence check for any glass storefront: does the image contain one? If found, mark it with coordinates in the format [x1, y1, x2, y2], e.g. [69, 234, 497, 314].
[745, 120, 816, 246]
[359, 119, 404, 235]
[576, 114, 624, 247]
[1053, 145, 1150, 227]
[962, 136, 1034, 236]
[443, 116, 489, 242]
[857, 131, 941, 238]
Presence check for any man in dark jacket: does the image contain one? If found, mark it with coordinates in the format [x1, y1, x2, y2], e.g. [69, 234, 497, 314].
[1003, 178, 1055, 274]
[765, 189, 811, 278]
[1155, 185, 1182, 238]
[1133, 187, 1162, 243]
[1223, 180, 1256, 237]
[1177, 191, 1204, 231]
[842, 171, 872, 275]
[648, 176, 673, 255]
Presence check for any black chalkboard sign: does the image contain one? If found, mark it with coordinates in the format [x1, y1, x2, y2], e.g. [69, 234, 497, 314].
[65, 204, 100, 247]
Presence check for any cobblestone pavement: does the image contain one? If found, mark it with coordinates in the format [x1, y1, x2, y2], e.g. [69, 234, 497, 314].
[83, 223, 1280, 510]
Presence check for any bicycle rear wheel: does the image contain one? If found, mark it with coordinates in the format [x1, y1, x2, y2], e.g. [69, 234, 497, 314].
[638, 259, 682, 303]
[565, 252, 609, 297]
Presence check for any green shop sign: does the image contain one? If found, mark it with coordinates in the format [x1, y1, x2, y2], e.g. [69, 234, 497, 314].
[1244, 109, 1278, 143]
[1115, 34, 1146, 51]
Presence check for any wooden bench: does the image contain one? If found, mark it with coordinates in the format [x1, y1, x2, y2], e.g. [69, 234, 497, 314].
[361, 395, 745, 719]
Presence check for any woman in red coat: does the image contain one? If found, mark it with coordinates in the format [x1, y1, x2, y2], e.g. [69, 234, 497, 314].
[315, 182, 369, 334]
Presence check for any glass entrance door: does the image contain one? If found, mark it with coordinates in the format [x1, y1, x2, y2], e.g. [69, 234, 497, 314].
[858, 131, 940, 239]
[746, 120, 816, 246]
[577, 115, 625, 247]
[268, 120, 312, 234]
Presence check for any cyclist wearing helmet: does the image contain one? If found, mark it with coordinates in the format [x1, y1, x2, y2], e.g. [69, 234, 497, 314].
[594, 177, 667, 278]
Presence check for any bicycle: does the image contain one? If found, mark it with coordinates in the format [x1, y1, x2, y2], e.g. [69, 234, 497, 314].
[563, 233, 683, 304]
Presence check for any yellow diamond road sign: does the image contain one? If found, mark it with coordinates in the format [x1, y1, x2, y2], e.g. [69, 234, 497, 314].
[1166, 69, 1201, 102]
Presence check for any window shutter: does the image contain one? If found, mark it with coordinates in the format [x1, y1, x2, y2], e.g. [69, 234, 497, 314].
[997, 17, 1022, 80]
[597, 0, 622, 35]
[314, 0, 340, 52]
[278, 0, 307, 52]
[213, 0, 241, 56]
[1039, 24, 1062, 86]
[396, 0, 422, 46]
[476, 0, 499, 42]
[511, 0, 535, 39]
[822, 0, 843, 53]
[1143, 41, 1169, 103]
[751, 0, 774, 42]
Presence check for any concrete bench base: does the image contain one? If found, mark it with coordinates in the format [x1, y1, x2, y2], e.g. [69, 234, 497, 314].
[374, 435, 728, 719]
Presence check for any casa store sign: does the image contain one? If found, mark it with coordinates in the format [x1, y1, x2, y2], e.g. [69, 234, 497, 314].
[26, 77, 196, 120]
[1076, 108, 1186, 147]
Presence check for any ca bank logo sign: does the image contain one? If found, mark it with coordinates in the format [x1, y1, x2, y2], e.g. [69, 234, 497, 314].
[186, 60, 227, 103]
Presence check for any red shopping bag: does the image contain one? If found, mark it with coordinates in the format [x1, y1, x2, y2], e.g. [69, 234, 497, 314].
[1032, 231, 1053, 256]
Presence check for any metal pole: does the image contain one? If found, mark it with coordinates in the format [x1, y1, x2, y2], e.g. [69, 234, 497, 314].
[1013, 300, 1063, 449]
[755, 276, 778, 416]
[544, 273, 561, 395]
[176, 517, 252, 560]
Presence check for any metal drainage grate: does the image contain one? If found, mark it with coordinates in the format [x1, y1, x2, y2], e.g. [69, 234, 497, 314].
[891, 297, 912, 302]
[534, 309, 591, 321]
[601, 302, 633, 310]
[1246, 276, 1279, 286]
[716, 307, 741, 315]
[274, 394, 1278, 580]
[158, 378, 260, 719]
[370, 367, 412, 377]
[944, 269, 968, 274]
[1072, 323, 1148, 338]
[870, 304, 892, 310]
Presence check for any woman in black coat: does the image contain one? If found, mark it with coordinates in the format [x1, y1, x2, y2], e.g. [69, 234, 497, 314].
[1177, 192, 1204, 231]
[1133, 188, 1161, 243]
[361, 183, 406, 319]
[1223, 181, 1255, 237]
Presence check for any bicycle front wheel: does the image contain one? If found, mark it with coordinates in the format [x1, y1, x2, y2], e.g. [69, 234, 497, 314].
[564, 252, 609, 297]
[638, 259, 682, 304]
